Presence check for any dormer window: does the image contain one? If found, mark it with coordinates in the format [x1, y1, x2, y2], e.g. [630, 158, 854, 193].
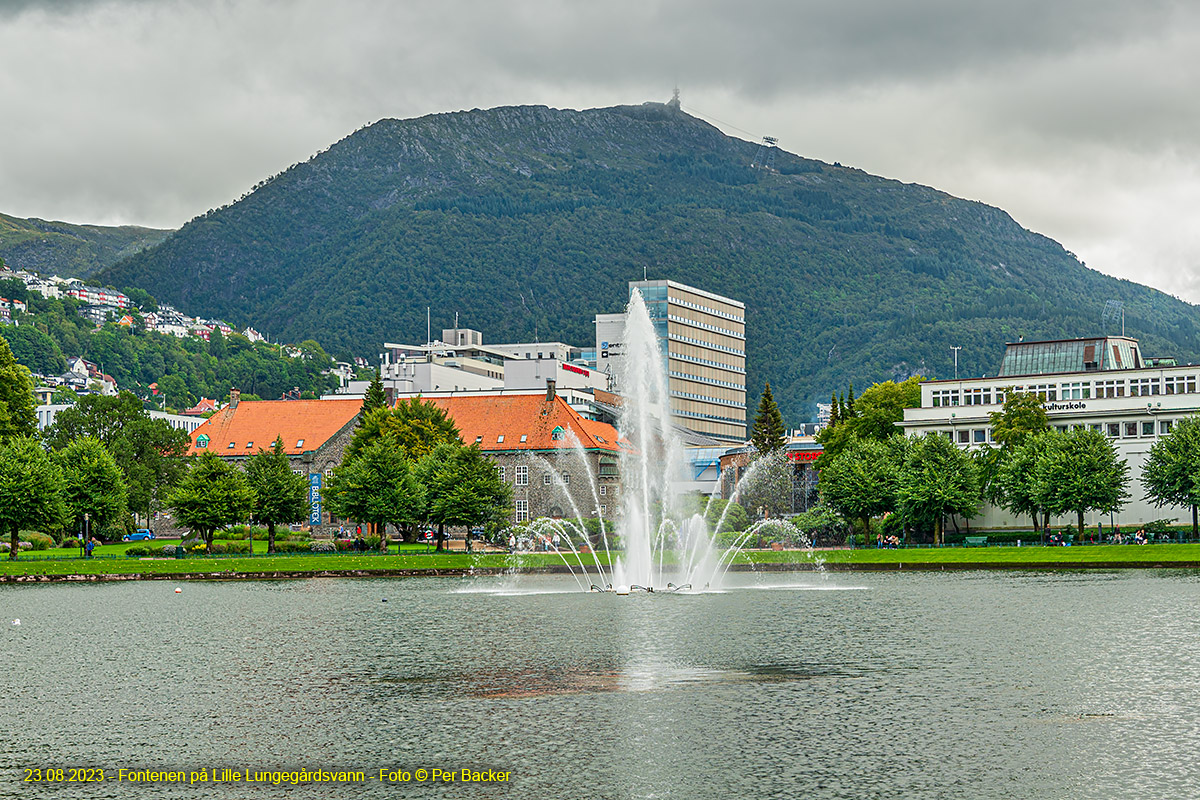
[196, 434, 209, 448]
[551, 426, 565, 441]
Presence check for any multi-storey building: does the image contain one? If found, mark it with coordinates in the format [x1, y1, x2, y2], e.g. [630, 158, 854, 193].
[900, 336, 1198, 528]
[596, 280, 747, 443]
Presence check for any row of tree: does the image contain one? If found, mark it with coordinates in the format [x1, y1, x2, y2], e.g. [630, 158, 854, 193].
[815, 382, 1200, 543]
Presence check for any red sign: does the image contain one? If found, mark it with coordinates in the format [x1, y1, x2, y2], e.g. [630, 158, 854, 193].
[561, 363, 590, 377]
[787, 450, 822, 462]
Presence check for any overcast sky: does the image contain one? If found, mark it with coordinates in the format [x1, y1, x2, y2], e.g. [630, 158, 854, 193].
[3, 0, 1199, 302]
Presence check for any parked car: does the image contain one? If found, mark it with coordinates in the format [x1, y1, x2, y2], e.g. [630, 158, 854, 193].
[123, 529, 156, 541]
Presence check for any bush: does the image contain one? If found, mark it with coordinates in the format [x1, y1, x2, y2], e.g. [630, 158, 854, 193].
[276, 540, 309, 553]
[161, 545, 177, 556]
[309, 541, 336, 553]
[125, 545, 153, 556]
[221, 540, 251, 554]
[62, 537, 81, 549]
[20, 532, 53, 551]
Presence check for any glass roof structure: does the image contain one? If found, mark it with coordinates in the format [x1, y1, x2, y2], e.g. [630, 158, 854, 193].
[997, 337, 1143, 378]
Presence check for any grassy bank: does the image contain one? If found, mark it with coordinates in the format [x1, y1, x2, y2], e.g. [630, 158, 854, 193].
[4, 541, 1200, 580]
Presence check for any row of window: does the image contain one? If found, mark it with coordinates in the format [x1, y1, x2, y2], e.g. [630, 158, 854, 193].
[495, 464, 619, 493]
[931, 375, 1200, 407]
[668, 331, 745, 357]
[668, 369, 745, 392]
[947, 418, 1176, 445]
[514, 499, 609, 522]
[669, 296, 745, 325]
[667, 313, 745, 341]
[670, 351, 745, 375]
[670, 389, 745, 409]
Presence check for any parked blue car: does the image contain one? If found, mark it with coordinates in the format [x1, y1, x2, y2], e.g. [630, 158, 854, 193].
[123, 529, 156, 541]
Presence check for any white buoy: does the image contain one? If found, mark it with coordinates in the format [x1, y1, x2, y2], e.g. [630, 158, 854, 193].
[11, 619, 19, 626]
[174, 588, 182, 594]
[615, 585, 630, 596]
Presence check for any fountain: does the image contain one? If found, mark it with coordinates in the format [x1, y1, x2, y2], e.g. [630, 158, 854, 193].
[512, 288, 811, 594]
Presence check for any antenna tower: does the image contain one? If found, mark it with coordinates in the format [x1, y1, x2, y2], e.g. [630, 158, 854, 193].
[752, 136, 778, 170]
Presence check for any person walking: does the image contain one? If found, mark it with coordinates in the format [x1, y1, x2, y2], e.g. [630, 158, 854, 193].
[85, 538, 95, 558]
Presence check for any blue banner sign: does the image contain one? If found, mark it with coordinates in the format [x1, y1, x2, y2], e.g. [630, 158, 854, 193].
[309, 473, 322, 526]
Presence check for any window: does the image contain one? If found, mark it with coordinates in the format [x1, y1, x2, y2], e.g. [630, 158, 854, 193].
[963, 388, 992, 406]
[497, 435, 504, 443]
[228, 441, 236, 449]
[1029, 384, 1058, 402]
[519, 434, 528, 443]
[943, 431, 954, 441]
[475, 435, 483, 444]
[1130, 378, 1160, 397]
[515, 465, 528, 486]
[196, 434, 209, 448]
[1124, 422, 1138, 437]
[1055, 425, 1068, 433]
[562, 473, 570, 485]
[497, 465, 506, 482]
[1106, 422, 1121, 437]
[1096, 380, 1124, 398]
[515, 500, 528, 523]
[1060, 382, 1091, 400]
[931, 389, 959, 408]
[600, 505, 607, 517]
[972, 429, 986, 444]
[600, 485, 607, 496]
[246, 441, 254, 449]
[1090, 423, 1102, 433]
[1161, 420, 1174, 434]
[324, 468, 333, 478]
[1142, 421, 1155, 436]
[543, 473, 552, 486]
[296, 439, 304, 448]
[957, 430, 970, 444]
[551, 426, 565, 441]
[1164, 375, 1197, 395]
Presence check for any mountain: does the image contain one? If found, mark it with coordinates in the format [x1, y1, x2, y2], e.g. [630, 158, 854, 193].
[0, 213, 172, 279]
[98, 102, 1200, 422]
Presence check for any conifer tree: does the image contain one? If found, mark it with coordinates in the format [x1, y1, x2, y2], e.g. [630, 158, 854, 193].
[846, 383, 857, 418]
[750, 382, 787, 455]
[359, 370, 387, 423]
[828, 392, 840, 428]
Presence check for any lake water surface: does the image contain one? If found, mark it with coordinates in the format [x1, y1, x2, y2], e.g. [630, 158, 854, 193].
[3, 570, 1200, 799]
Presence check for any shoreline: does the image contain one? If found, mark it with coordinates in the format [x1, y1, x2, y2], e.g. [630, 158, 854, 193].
[4, 559, 1200, 583]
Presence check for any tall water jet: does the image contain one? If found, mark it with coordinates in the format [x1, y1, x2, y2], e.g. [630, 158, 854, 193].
[612, 289, 708, 589]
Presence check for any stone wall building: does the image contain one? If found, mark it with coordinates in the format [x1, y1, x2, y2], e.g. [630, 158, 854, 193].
[186, 393, 361, 536]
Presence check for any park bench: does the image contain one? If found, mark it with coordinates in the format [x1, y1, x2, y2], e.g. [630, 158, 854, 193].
[963, 536, 988, 547]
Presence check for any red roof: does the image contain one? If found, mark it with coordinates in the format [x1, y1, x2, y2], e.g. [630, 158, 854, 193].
[188, 399, 361, 457]
[425, 394, 622, 452]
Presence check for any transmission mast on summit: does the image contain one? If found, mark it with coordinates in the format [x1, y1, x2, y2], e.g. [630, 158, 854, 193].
[752, 136, 778, 170]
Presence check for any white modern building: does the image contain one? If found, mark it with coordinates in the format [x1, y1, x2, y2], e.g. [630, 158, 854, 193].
[36, 404, 205, 434]
[900, 336, 1197, 529]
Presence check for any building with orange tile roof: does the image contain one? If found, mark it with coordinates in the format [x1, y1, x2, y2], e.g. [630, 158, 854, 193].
[425, 390, 624, 524]
[187, 393, 363, 534]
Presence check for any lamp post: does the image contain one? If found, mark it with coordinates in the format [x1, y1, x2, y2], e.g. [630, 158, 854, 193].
[950, 346, 962, 380]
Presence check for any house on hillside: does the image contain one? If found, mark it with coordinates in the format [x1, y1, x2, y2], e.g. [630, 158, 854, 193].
[186, 393, 362, 535]
[182, 398, 221, 416]
[425, 389, 626, 525]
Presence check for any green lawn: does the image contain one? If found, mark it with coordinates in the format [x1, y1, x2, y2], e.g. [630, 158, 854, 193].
[4, 542, 1200, 579]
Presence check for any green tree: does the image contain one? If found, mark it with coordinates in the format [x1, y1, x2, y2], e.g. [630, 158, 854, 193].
[415, 443, 512, 550]
[167, 451, 256, 551]
[348, 398, 461, 461]
[0, 333, 37, 441]
[995, 433, 1052, 536]
[50, 387, 77, 405]
[360, 369, 388, 420]
[819, 436, 902, 538]
[1142, 416, 1200, 536]
[156, 374, 193, 410]
[750, 382, 786, 454]
[988, 392, 1049, 451]
[245, 437, 309, 553]
[44, 392, 190, 525]
[816, 376, 922, 467]
[323, 439, 424, 549]
[56, 437, 128, 540]
[4, 324, 66, 375]
[0, 436, 65, 559]
[1035, 428, 1129, 539]
[897, 433, 979, 546]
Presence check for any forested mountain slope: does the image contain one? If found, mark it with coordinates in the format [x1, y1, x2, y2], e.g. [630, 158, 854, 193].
[100, 102, 1200, 421]
[0, 213, 171, 278]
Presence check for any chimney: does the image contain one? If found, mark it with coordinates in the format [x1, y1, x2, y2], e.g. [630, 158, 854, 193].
[229, 387, 240, 409]
[545, 378, 556, 402]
